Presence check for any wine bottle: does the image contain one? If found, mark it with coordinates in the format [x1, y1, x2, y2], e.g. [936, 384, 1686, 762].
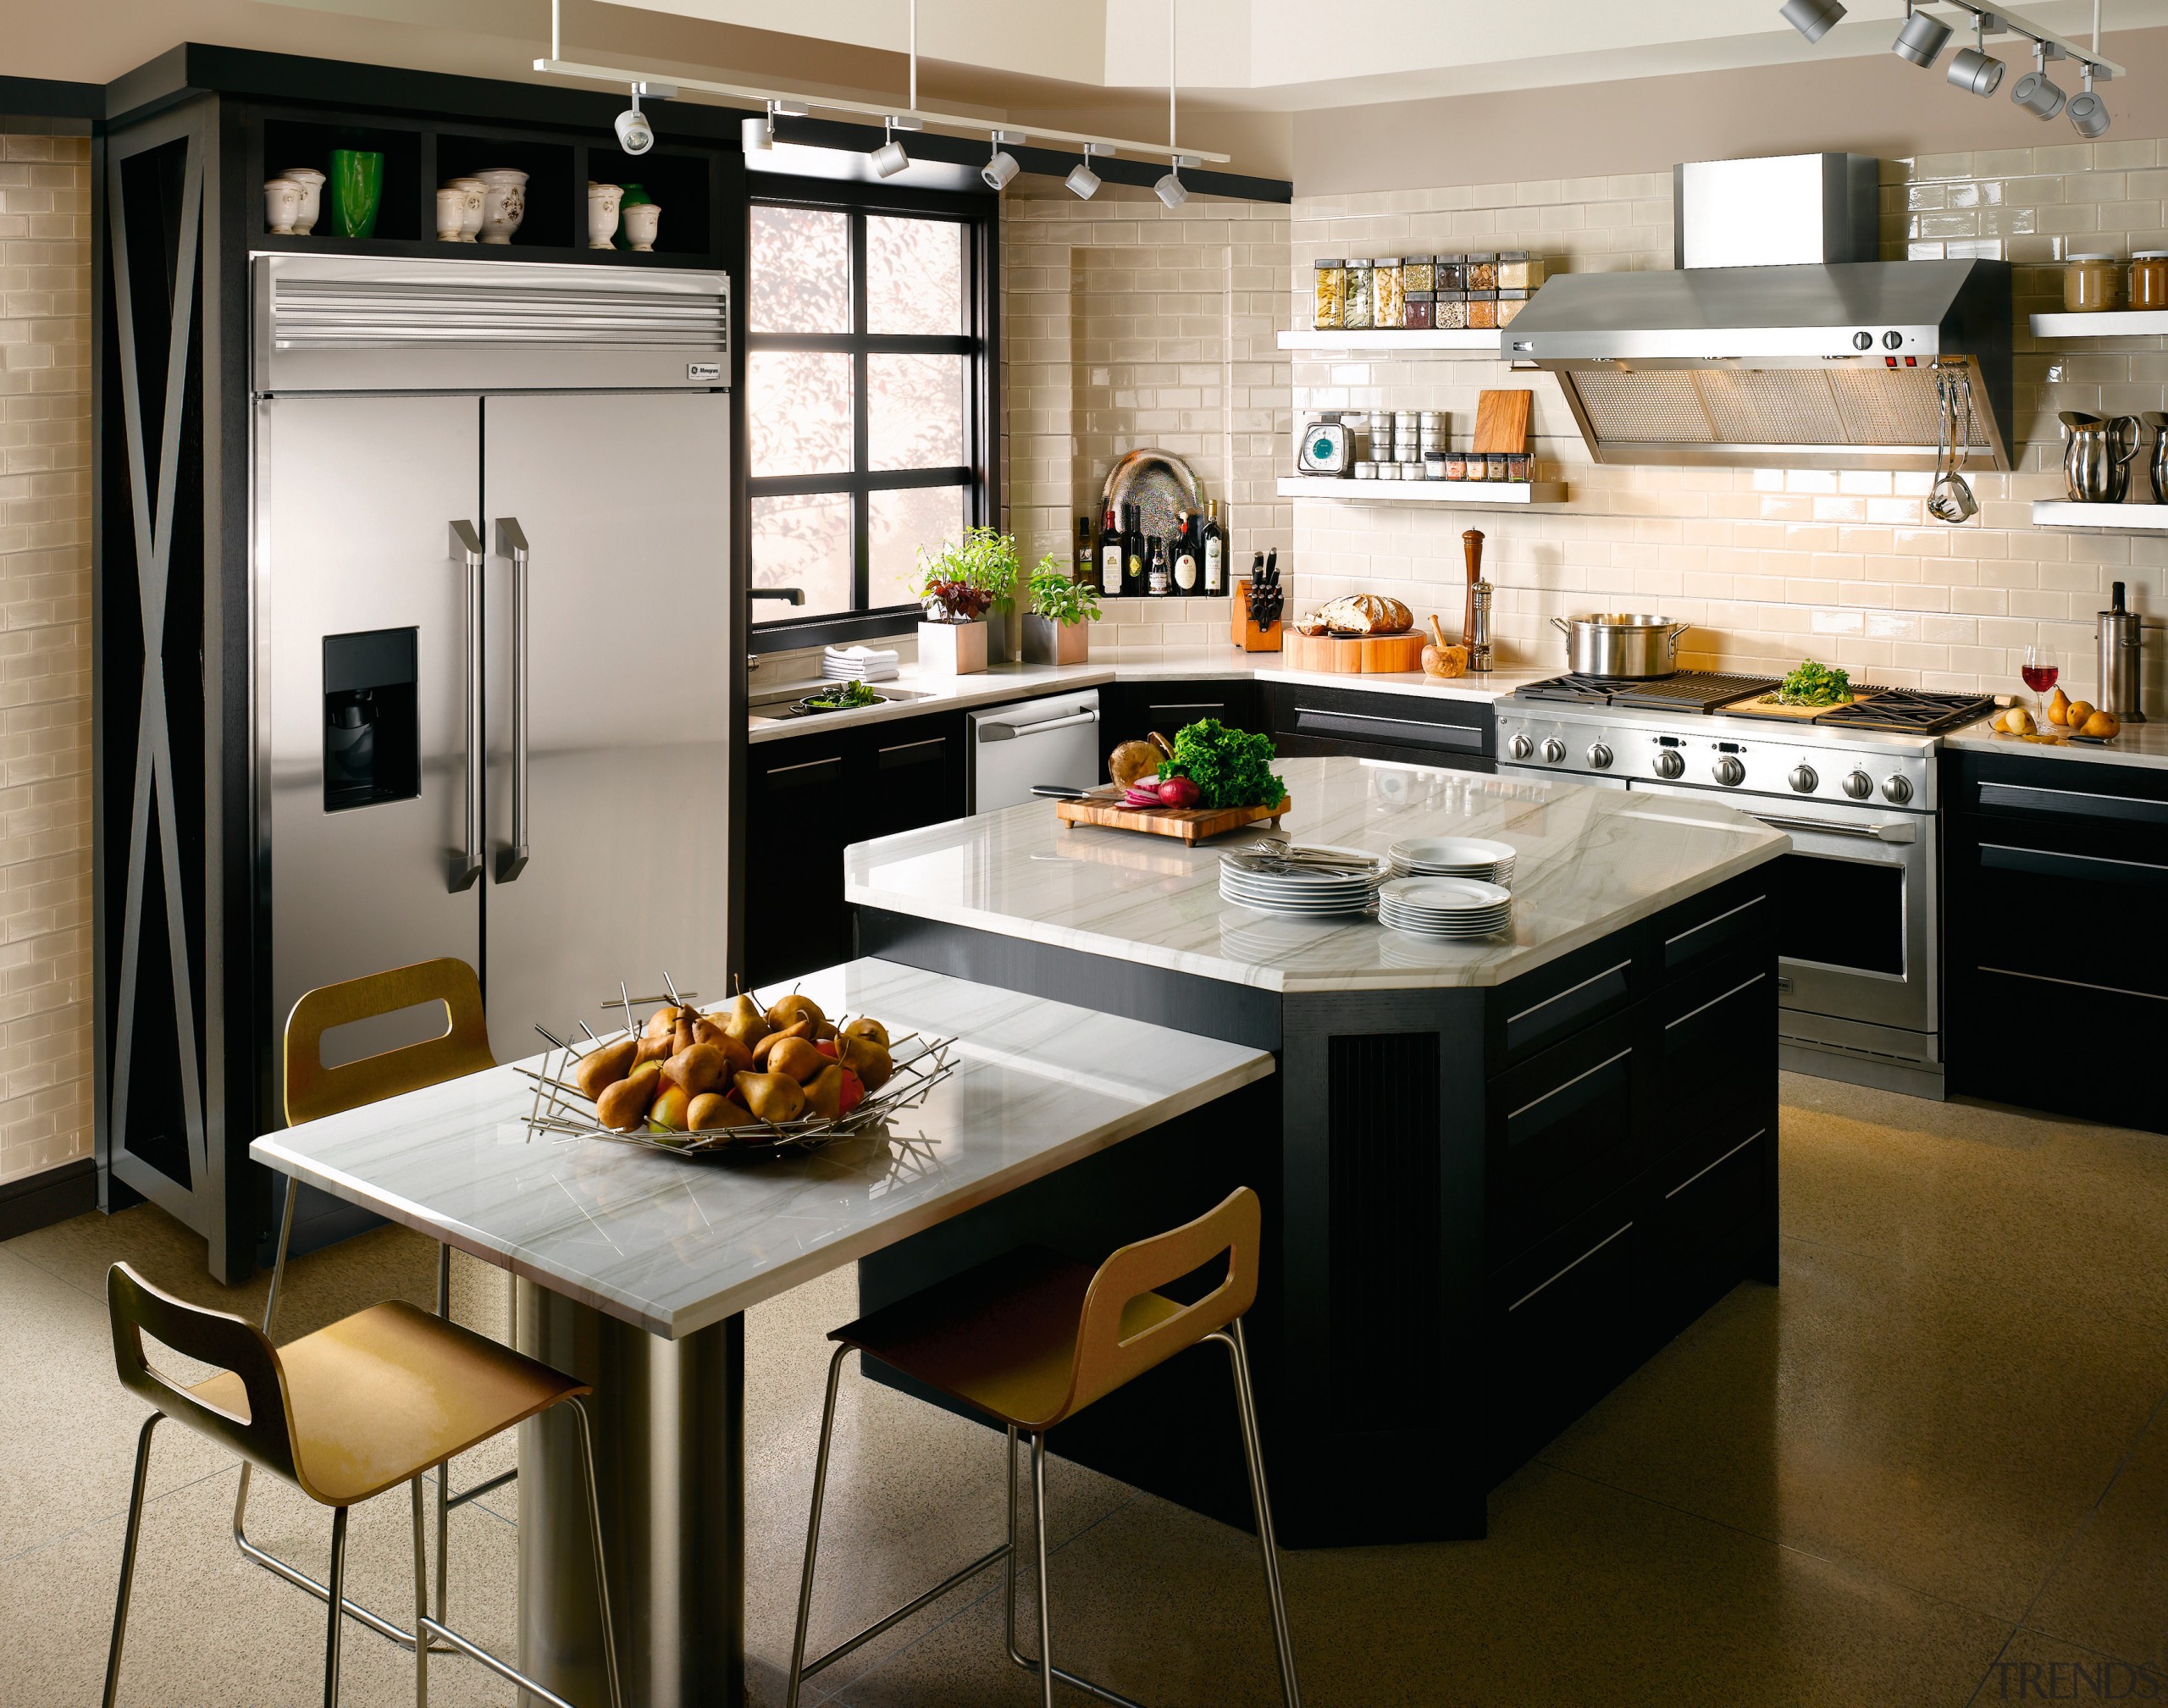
[1100, 506, 1124, 596]
[1202, 499, 1226, 595]
[1146, 535, 1170, 597]
[1075, 516, 1094, 585]
[1173, 511, 1199, 594]
[1123, 504, 1147, 596]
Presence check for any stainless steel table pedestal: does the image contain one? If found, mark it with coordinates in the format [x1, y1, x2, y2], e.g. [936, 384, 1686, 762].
[517, 1283, 744, 1708]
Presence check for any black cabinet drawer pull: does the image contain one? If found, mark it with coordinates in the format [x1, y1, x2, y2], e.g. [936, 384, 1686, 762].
[762, 755, 844, 788]
[1981, 842, 2168, 888]
[1509, 1222, 1634, 1313]
[1507, 1046, 1633, 1125]
[1664, 1129, 1767, 1201]
[1979, 782, 2168, 825]
[1148, 702, 1225, 715]
[1665, 972, 1767, 1033]
[1662, 893, 1765, 968]
[1978, 965, 2168, 1005]
[1292, 706, 1481, 752]
[877, 738, 946, 768]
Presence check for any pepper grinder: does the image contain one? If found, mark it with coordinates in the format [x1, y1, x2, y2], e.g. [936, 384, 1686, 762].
[1461, 528, 1485, 649]
[2099, 579, 2147, 723]
[1469, 581, 1494, 673]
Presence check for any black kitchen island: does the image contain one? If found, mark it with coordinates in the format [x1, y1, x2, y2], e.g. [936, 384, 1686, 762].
[845, 757, 1789, 1545]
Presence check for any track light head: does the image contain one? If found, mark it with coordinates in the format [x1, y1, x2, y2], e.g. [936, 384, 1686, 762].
[1947, 45, 2005, 95]
[871, 117, 912, 179]
[1155, 152, 1198, 209]
[1065, 160, 1101, 199]
[2069, 86, 2111, 135]
[2012, 67, 2067, 118]
[1778, 0, 1845, 43]
[742, 115, 771, 152]
[982, 131, 1025, 193]
[1892, 8, 1953, 67]
[616, 105, 655, 156]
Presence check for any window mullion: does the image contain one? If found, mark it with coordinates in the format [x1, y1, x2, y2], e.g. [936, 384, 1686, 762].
[852, 209, 871, 612]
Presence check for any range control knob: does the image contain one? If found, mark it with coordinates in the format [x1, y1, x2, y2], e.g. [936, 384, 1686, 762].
[1713, 755, 1746, 787]
[1843, 769, 1873, 799]
[1883, 774, 1915, 804]
[1541, 738, 1567, 764]
[1883, 329, 1904, 350]
[1853, 330, 1873, 351]
[1509, 733, 1535, 760]
[1789, 763, 1818, 793]
[1588, 742, 1614, 770]
[1652, 749, 1685, 780]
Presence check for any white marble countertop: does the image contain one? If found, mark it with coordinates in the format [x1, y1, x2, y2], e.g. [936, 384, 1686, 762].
[1943, 719, 2168, 772]
[749, 645, 1552, 743]
[845, 755, 1789, 994]
[250, 959, 1273, 1340]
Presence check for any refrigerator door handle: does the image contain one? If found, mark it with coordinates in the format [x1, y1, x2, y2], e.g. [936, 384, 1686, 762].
[494, 517, 531, 883]
[450, 520, 486, 893]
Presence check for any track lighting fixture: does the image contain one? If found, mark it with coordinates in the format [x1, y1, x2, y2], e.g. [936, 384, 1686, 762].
[1066, 142, 1109, 201]
[982, 132, 1024, 192]
[743, 98, 800, 154]
[1893, 4, 1954, 66]
[871, 114, 919, 179]
[1156, 153, 1197, 209]
[615, 81, 672, 155]
[1947, 12, 2004, 93]
[2012, 41, 2067, 118]
[2068, 70, 2110, 134]
[1778, 0, 1846, 42]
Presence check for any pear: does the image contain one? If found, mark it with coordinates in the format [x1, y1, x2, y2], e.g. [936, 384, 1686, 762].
[596, 1062, 661, 1130]
[703, 1030, 754, 1075]
[634, 1032, 674, 1066]
[766, 992, 827, 1032]
[839, 1031, 893, 1093]
[751, 1020, 811, 1064]
[802, 1062, 844, 1120]
[573, 1037, 638, 1099]
[768, 1036, 827, 1085]
[649, 1083, 691, 1131]
[842, 1016, 889, 1049]
[717, 992, 772, 1050]
[644, 1004, 686, 1039]
[734, 1070, 805, 1125]
[2047, 687, 2071, 727]
[688, 1092, 755, 1131]
[663, 1042, 727, 1097]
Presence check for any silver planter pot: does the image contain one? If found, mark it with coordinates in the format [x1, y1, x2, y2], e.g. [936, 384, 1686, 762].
[1551, 613, 1690, 677]
[1021, 614, 1089, 665]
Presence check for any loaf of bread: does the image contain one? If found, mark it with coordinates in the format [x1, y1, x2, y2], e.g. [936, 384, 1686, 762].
[1314, 594, 1413, 635]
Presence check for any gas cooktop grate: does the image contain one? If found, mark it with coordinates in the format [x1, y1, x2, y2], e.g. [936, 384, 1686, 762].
[1517, 672, 1778, 711]
[1813, 689, 1997, 734]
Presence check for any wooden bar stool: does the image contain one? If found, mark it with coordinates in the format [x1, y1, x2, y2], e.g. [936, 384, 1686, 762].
[102, 1262, 621, 1708]
[786, 1186, 1302, 1708]
[242, 958, 502, 1642]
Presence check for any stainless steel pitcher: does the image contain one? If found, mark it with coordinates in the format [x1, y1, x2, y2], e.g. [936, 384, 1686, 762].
[2061, 411, 2142, 503]
[2143, 412, 2168, 503]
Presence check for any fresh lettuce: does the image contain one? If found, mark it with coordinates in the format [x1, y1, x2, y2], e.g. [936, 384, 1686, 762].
[1159, 719, 1287, 810]
[1773, 660, 1853, 706]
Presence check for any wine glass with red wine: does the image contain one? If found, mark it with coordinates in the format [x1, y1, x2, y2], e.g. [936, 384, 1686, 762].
[2021, 643, 2059, 716]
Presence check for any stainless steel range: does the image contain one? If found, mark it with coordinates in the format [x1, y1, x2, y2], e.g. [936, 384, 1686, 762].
[1498, 673, 1994, 1098]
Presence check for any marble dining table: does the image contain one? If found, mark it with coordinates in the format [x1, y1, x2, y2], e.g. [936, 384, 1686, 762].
[250, 956, 1275, 1708]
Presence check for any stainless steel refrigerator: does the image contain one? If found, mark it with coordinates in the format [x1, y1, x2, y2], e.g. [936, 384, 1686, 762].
[253, 254, 732, 1239]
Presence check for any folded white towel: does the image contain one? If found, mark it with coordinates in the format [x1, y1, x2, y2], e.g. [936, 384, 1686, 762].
[826, 644, 901, 663]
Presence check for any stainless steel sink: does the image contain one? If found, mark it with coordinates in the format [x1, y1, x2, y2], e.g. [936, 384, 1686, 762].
[749, 681, 933, 715]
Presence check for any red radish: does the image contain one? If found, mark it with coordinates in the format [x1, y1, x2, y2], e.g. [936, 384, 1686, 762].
[1156, 775, 1202, 808]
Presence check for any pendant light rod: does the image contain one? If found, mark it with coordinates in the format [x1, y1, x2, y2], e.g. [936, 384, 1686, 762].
[1912, 1, 2123, 77]
[1169, 0, 1177, 152]
[910, 0, 917, 112]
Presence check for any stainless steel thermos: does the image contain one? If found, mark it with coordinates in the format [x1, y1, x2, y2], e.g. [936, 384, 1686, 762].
[2099, 581, 2147, 724]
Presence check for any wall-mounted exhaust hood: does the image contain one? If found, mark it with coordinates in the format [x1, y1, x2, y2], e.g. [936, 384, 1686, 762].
[1502, 154, 2015, 473]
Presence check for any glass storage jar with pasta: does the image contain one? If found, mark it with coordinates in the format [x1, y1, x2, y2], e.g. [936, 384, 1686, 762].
[1345, 257, 1374, 329]
[1312, 258, 1347, 330]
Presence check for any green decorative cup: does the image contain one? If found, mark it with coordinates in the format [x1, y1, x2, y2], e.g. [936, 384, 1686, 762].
[326, 150, 384, 239]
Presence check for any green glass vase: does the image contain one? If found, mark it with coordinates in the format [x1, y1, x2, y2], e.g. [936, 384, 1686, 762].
[326, 150, 384, 239]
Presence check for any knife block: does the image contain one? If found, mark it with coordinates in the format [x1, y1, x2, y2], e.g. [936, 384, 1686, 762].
[1231, 579, 1283, 651]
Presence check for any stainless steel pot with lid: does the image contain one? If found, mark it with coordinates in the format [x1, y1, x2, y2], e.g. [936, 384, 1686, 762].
[1551, 612, 1690, 677]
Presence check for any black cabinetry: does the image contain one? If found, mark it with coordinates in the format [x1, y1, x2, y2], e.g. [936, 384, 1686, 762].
[1095, 678, 1262, 779]
[1263, 681, 1495, 771]
[1944, 749, 2168, 1133]
[745, 712, 966, 987]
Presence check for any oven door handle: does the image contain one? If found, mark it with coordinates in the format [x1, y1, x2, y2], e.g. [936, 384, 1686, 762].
[1750, 812, 1916, 844]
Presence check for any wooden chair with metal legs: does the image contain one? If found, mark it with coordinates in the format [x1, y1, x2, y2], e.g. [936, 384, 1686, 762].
[786, 1186, 1302, 1708]
[240, 957, 502, 1648]
[102, 1261, 622, 1708]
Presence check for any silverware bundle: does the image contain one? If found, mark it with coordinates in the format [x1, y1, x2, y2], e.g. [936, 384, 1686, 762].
[1223, 841, 1381, 876]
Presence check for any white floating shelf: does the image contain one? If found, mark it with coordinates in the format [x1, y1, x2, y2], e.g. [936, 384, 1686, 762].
[1277, 329, 1504, 354]
[2031, 311, 2168, 338]
[2032, 500, 2168, 531]
[1279, 476, 1568, 506]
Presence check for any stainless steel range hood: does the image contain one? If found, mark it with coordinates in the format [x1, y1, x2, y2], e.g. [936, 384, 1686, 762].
[1503, 154, 2014, 473]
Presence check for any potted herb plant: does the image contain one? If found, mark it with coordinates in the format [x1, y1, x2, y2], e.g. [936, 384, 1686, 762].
[1022, 556, 1099, 665]
[914, 558, 996, 675]
[919, 528, 1025, 664]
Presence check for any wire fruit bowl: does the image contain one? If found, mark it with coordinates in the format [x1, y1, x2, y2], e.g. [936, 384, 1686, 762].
[517, 978, 958, 1160]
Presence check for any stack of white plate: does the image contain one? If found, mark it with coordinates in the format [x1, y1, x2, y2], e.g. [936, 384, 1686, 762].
[1388, 835, 1516, 886]
[1378, 876, 1513, 938]
[1219, 845, 1380, 917]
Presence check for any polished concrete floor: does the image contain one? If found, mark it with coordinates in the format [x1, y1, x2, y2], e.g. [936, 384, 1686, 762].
[2, 1072, 2161, 1706]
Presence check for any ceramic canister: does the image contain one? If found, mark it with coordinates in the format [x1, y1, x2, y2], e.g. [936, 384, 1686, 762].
[587, 182, 623, 251]
[263, 177, 302, 236]
[279, 167, 324, 235]
[446, 179, 486, 242]
[475, 168, 528, 245]
[435, 187, 467, 242]
[622, 201, 661, 252]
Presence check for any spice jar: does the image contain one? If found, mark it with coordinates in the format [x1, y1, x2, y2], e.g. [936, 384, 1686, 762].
[1404, 254, 1435, 295]
[1436, 290, 1468, 330]
[1506, 451, 1530, 482]
[1312, 259, 1347, 330]
[1405, 289, 1434, 330]
[1445, 448, 1468, 480]
[1345, 258, 1374, 329]
[2065, 253, 2120, 312]
[1435, 255, 1464, 294]
[1374, 257, 1405, 329]
[1487, 452, 1509, 481]
[1464, 252, 1498, 292]
[1466, 290, 1499, 330]
[1497, 288, 1529, 326]
[1496, 251, 1544, 290]
[2134, 252, 2168, 310]
[1424, 451, 1447, 480]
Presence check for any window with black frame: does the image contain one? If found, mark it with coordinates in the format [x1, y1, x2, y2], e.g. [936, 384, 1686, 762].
[747, 190, 990, 642]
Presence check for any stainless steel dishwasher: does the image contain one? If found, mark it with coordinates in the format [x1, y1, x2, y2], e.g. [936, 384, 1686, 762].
[967, 690, 1102, 812]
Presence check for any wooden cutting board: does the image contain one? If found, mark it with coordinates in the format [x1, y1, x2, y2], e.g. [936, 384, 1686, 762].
[1285, 630, 1426, 674]
[1056, 791, 1291, 843]
[1472, 389, 1533, 454]
[1726, 685, 1893, 722]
